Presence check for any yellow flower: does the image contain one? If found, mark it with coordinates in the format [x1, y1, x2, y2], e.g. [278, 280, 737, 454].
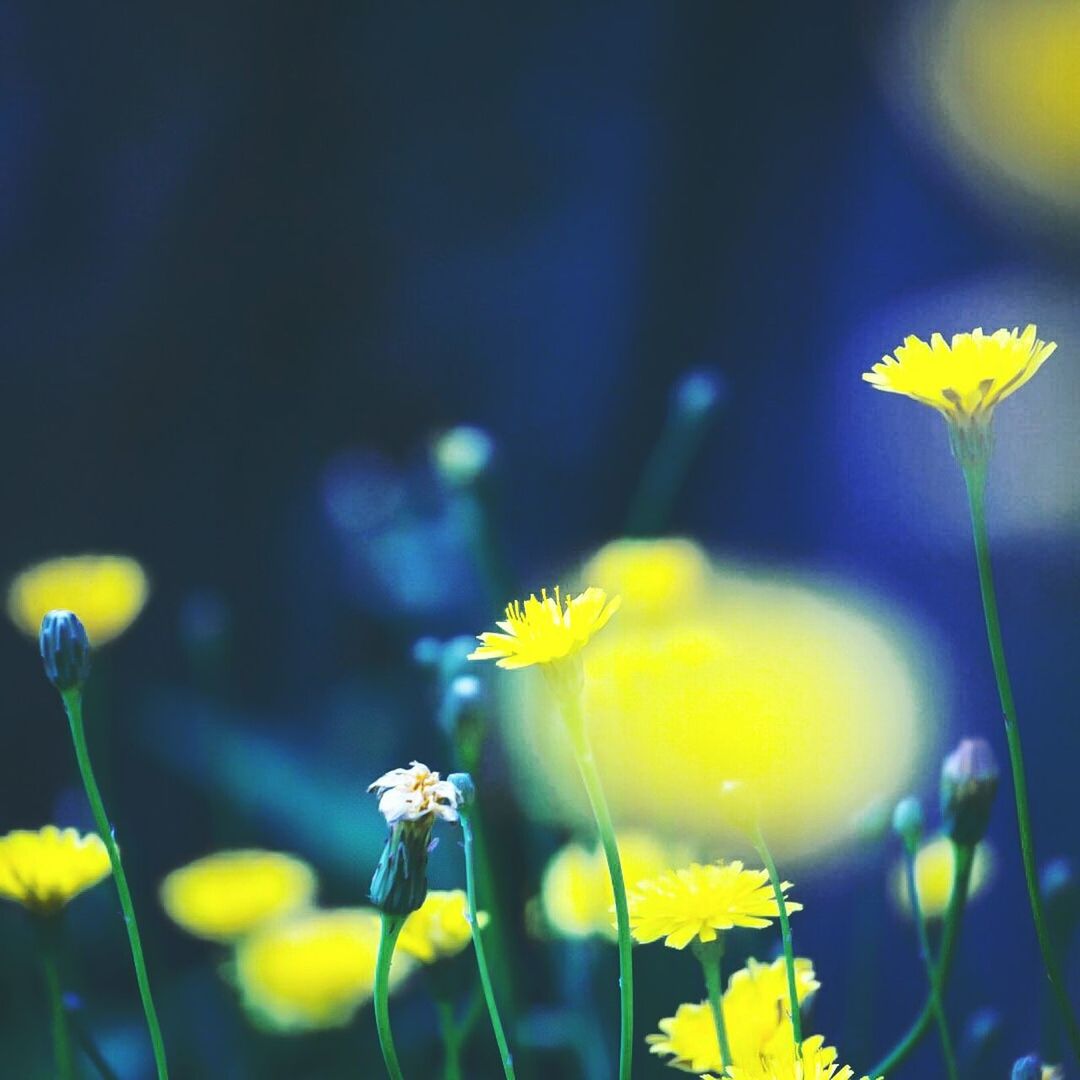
[7, 555, 149, 645]
[862, 325, 1055, 427]
[397, 889, 486, 963]
[160, 850, 316, 943]
[647, 957, 819, 1074]
[368, 761, 460, 826]
[541, 832, 692, 940]
[0, 826, 111, 915]
[722, 1034, 877, 1080]
[234, 908, 414, 1032]
[468, 586, 621, 670]
[891, 835, 993, 918]
[628, 861, 801, 949]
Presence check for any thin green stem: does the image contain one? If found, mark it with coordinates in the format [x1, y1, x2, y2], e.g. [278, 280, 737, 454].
[559, 694, 634, 1080]
[374, 913, 406, 1080]
[902, 841, 960, 1080]
[460, 810, 516, 1079]
[962, 463, 1080, 1063]
[39, 926, 74, 1080]
[870, 841, 974, 1076]
[753, 827, 803, 1050]
[694, 939, 733, 1070]
[435, 998, 464, 1080]
[60, 690, 169, 1080]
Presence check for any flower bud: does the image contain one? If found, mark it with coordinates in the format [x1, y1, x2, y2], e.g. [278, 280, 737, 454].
[447, 772, 476, 811]
[941, 738, 999, 846]
[672, 368, 727, 420]
[1041, 857, 1080, 933]
[891, 796, 923, 848]
[432, 426, 494, 489]
[369, 820, 434, 916]
[1012, 1055, 1043, 1080]
[39, 610, 91, 692]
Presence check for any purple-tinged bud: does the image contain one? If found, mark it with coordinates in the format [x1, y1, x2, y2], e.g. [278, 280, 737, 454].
[941, 738, 999, 846]
[39, 610, 91, 692]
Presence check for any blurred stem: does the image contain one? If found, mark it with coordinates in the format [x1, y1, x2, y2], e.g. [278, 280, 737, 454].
[66, 1004, 122, 1080]
[694, 938, 733, 1070]
[37, 921, 74, 1080]
[435, 999, 464, 1080]
[453, 487, 512, 612]
[962, 461, 1080, 1064]
[558, 692, 633, 1080]
[870, 841, 974, 1075]
[460, 808, 516, 1079]
[60, 689, 169, 1080]
[753, 826, 803, 1050]
[374, 914, 406, 1080]
[902, 840, 959, 1080]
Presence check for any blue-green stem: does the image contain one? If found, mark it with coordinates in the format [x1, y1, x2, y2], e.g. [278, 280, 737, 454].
[435, 999, 464, 1080]
[694, 938, 733, 1069]
[38, 922, 74, 1080]
[60, 689, 169, 1079]
[67, 1004, 122, 1080]
[962, 461, 1080, 1064]
[374, 913, 406, 1080]
[460, 808, 516, 1079]
[902, 840, 959, 1080]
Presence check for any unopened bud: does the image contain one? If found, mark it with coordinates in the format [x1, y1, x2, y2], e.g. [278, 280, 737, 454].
[432, 426, 494, 489]
[39, 611, 91, 692]
[941, 738, 999, 846]
[369, 819, 433, 916]
[892, 796, 923, 848]
[672, 368, 727, 419]
[448, 772, 476, 810]
[1041, 857, 1080, 933]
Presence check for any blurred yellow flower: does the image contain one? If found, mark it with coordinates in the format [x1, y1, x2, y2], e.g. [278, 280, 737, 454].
[863, 325, 1055, 426]
[499, 539, 933, 863]
[0, 826, 110, 916]
[720, 1033, 874, 1079]
[160, 850, 316, 943]
[541, 832, 692, 941]
[234, 908, 413, 1032]
[397, 889, 487, 964]
[7, 555, 149, 644]
[628, 861, 800, 950]
[891, 835, 993, 919]
[647, 957, 819, 1074]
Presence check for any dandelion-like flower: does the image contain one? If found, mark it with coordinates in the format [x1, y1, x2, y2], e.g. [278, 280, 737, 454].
[628, 861, 801, 949]
[369, 761, 460, 825]
[0, 826, 111, 916]
[719, 1034, 877, 1080]
[397, 889, 487, 964]
[160, 850, 316, 943]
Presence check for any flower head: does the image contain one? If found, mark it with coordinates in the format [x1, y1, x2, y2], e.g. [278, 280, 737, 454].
[628, 861, 801, 949]
[941, 737, 1000, 846]
[397, 890, 487, 964]
[0, 826, 111, 916]
[39, 610, 92, 692]
[721, 1034, 877, 1079]
[7, 555, 149, 645]
[234, 908, 413, 1032]
[160, 850, 316, 943]
[368, 761, 459, 826]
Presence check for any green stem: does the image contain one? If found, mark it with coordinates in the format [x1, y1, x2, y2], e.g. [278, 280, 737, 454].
[374, 913, 406, 1080]
[962, 463, 1080, 1063]
[460, 810, 516, 1079]
[39, 925, 74, 1080]
[753, 827, 803, 1050]
[902, 841, 960, 1080]
[870, 841, 974, 1076]
[435, 999, 464, 1080]
[60, 690, 169, 1080]
[559, 694, 634, 1080]
[694, 939, 733, 1070]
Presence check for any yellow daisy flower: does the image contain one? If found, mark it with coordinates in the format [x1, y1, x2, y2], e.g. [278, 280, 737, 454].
[721, 1034, 877, 1080]
[7, 554, 149, 645]
[160, 850, 316, 943]
[628, 862, 801, 949]
[890, 834, 994, 919]
[397, 889, 487, 964]
[234, 908, 414, 1032]
[0, 826, 111, 916]
[647, 957, 819, 1074]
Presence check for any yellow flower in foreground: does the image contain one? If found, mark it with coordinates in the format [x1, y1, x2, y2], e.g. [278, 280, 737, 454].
[468, 585, 620, 670]
[234, 908, 414, 1032]
[0, 826, 110, 915]
[7, 554, 149, 644]
[397, 889, 487, 964]
[628, 862, 801, 949]
[862, 325, 1055, 427]
[541, 832, 692, 940]
[647, 957, 819, 1074]
[721, 1034, 877, 1080]
[160, 850, 316, 942]
[891, 834, 993, 919]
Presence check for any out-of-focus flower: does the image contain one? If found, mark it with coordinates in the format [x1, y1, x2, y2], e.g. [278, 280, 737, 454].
[628, 862, 800, 950]
[891, 835, 993, 918]
[432, 425, 495, 488]
[7, 555, 149, 645]
[718, 1034, 875, 1079]
[234, 908, 413, 1032]
[499, 539, 932, 863]
[160, 851, 316, 943]
[941, 738, 999, 846]
[397, 890, 486, 964]
[39, 610, 92, 693]
[540, 832, 692, 940]
[368, 761, 460, 826]
[647, 957, 819, 1073]
[0, 827, 110, 916]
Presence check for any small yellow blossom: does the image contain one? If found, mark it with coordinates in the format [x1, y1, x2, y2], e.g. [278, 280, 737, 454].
[1043, 1066, 1065, 1080]
[468, 586, 620, 670]
[647, 957, 819, 1073]
[368, 761, 459, 826]
[891, 835, 993, 918]
[0, 826, 111, 915]
[397, 890, 487, 963]
[234, 908, 413, 1032]
[862, 325, 1055, 427]
[628, 861, 801, 950]
[160, 850, 316, 943]
[7, 555, 149, 645]
[721, 1034, 877, 1079]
